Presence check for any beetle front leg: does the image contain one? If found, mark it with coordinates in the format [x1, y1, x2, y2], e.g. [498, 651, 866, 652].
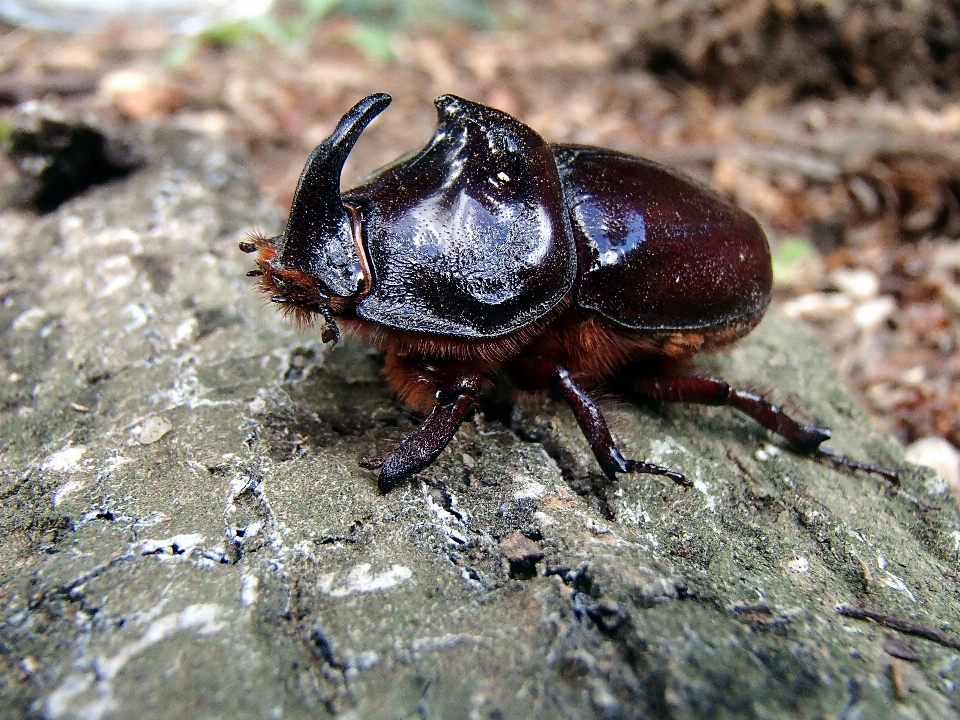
[373, 370, 481, 491]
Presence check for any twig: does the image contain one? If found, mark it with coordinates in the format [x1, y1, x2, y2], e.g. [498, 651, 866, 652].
[837, 605, 960, 652]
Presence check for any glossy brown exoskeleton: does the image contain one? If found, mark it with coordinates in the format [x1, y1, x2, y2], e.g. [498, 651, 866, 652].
[242, 93, 897, 490]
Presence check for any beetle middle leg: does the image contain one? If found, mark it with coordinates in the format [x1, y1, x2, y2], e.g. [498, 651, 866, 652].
[512, 360, 690, 487]
[371, 361, 482, 491]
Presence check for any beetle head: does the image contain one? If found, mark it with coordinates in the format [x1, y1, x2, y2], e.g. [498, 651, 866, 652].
[242, 93, 391, 343]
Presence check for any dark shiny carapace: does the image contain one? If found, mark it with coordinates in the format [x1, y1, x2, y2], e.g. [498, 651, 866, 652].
[242, 94, 897, 490]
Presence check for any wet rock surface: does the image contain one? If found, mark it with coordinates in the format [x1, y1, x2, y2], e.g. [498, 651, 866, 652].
[2, 128, 960, 719]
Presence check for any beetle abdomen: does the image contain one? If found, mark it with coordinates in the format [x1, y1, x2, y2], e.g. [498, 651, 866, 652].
[349, 95, 576, 339]
[553, 146, 772, 332]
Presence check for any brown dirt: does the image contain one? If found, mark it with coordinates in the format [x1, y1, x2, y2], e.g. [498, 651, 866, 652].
[1, 0, 957, 451]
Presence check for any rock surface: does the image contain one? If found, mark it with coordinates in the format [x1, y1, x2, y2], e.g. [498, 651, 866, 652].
[2, 127, 960, 720]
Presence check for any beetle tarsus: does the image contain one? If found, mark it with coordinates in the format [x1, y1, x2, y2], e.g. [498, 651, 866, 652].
[816, 448, 900, 486]
[616, 452, 691, 488]
[238, 241, 257, 253]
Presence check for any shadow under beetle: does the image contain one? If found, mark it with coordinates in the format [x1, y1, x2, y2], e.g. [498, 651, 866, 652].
[242, 93, 897, 491]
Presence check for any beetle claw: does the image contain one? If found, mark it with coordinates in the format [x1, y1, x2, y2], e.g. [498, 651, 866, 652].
[359, 454, 387, 471]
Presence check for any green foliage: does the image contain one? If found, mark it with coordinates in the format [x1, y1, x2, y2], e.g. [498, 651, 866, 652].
[771, 236, 817, 282]
[0, 119, 11, 154]
[346, 23, 396, 63]
[165, 0, 493, 66]
[336, 0, 493, 30]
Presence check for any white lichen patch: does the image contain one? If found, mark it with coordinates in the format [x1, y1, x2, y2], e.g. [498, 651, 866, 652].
[171, 316, 198, 348]
[318, 563, 412, 597]
[881, 572, 917, 602]
[787, 557, 810, 574]
[121, 302, 153, 332]
[139, 533, 205, 557]
[247, 395, 267, 415]
[645, 437, 718, 511]
[42, 446, 86, 473]
[754, 443, 782, 462]
[875, 553, 916, 600]
[11, 306, 49, 331]
[98, 455, 132, 476]
[407, 633, 481, 654]
[584, 517, 616, 540]
[421, 484, 469, 545]
[513, 475, 545, 500]
[95, 254, 138, 299]
[151, 363, 237, 411]
[646, 436, 682, 464]
[53, 480, 85, 507]
[239, 573, 259, 606]
[43, 604, 226, 720]
[691, 472, 717, 512]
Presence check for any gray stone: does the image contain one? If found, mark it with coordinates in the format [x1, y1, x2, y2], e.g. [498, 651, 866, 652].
[2, 126, 960, 720]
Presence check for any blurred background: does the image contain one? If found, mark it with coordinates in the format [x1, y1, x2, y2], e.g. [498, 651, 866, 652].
[1, 0, 958, 477]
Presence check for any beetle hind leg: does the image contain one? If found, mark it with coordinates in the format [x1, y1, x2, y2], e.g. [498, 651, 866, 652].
[626, 374, 899, 484]
[627, 375, 830, 451]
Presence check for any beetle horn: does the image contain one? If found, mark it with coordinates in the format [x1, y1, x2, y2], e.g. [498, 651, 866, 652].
[273, 93, 392, 297]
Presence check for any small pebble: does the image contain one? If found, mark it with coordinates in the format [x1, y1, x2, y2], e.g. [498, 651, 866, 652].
[883, 636, 921, 662]
[853, 296, 896, 330]
[498, 531, 543, 563]
[900, 366, 926, 386]
[99, 67, 182, 121]
[133, 415, 173, 445]
[829, 268, 879, 300]
[905, 436, 960, 502]
[781, 292, 853, 321]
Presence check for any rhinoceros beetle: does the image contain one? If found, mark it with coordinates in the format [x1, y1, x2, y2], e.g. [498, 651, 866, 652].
[241, 93, 897, 491]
